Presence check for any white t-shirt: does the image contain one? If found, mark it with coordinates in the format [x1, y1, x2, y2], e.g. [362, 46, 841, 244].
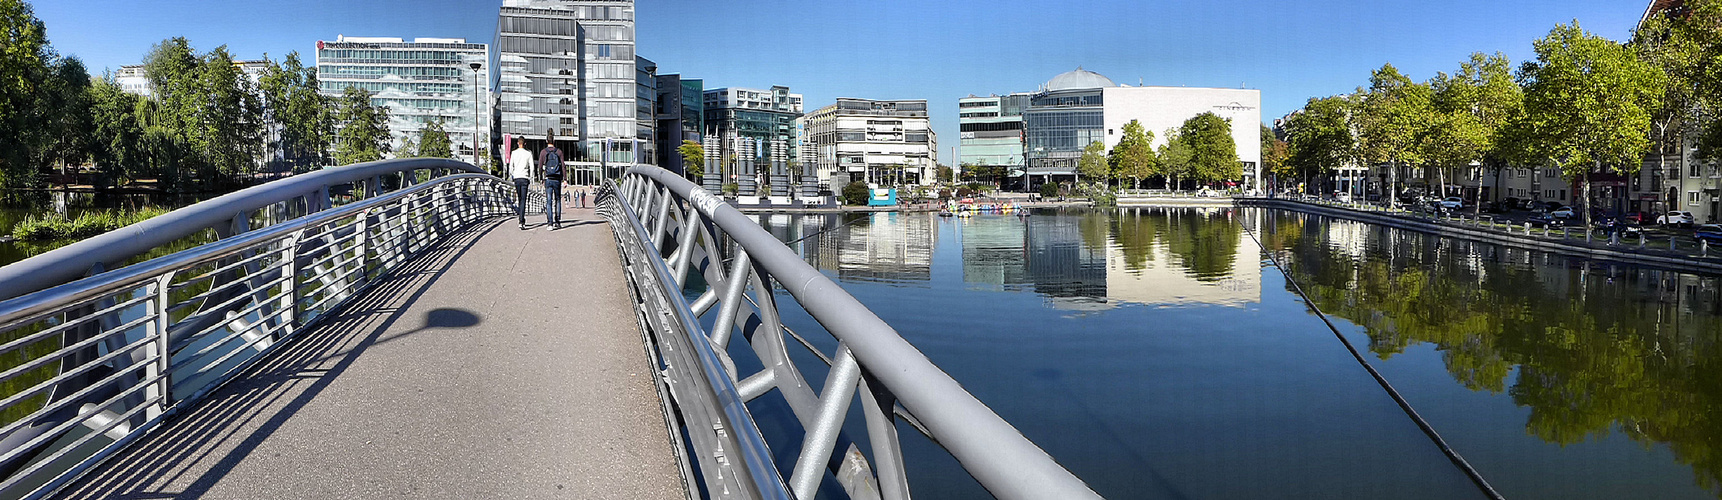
[508, 148, 534, 180]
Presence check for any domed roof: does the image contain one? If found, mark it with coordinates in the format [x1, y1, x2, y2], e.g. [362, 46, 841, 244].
[1044, 67, 1117, 91]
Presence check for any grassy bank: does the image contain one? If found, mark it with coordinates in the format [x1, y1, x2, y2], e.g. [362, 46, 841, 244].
[10, 207, 172, 241]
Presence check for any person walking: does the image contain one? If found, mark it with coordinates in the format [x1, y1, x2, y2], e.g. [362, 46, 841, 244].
[508, 140, 534, 230]
[539, 130, 565, 228]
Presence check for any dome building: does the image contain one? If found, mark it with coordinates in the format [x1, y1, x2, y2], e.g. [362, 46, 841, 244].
[962, 67, 1262, 192]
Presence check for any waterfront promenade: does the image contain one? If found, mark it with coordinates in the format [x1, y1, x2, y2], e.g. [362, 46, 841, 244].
[54, 206, 685, 499]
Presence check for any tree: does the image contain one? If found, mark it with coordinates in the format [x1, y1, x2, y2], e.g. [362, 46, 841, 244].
[1077, 140, 1109, 187]
[1158, 128, 1192, 191]
[842, 180, 870, 205]
[1180, 112, 1239, 187]
[195, 45, 263, 181]
[413, 119, 453, 158]
[0, 0, 55, 203]
[1111, 120, 1157, 189]
[1513, 22, 1665, 234]
[259, 52, 333, 172]
[1357, 63, 1433, 209]
[1285, 96, 1356, 195]
[678, 139, 704, 179]
[88, 76, 145, 187]
[334, 86, 391, 165]
[1426, 53, 1522, 210]
[1261, 124, 1290, 190]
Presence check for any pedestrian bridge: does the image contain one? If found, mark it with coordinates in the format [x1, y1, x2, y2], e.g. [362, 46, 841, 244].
[0, 160, 1096, 499]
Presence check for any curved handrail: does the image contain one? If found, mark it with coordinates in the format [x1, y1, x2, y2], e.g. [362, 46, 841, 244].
[0, 158, 485, 302]
[611, 166, 1100, 500]
[0, 169, 527, 500]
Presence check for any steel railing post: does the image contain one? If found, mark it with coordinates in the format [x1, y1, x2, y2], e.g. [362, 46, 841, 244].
[708, 249, 753, 350]
[789, 345, 862, 499]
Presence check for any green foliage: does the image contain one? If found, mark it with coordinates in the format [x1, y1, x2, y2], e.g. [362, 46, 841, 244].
[11, 206, 171, 241]
[1077, 140, 1110, 183]
[334, 86, 390, 165]
[1425, 53, 1522, 199]
[414, 119, 453, 159]
[1180, 112, 1240, 185]
[1513, 22, 1664, 227]
[1157, 128, 1192, 190]
[1285, 96, 1356, 184]
[0, 0, 77, 204]
[936, 165, 953, 183]
[88, 77, 144, 184]
[1358, 64, 1433, 204]
[842, 181, 870, 205]
[258, 52, 332, 171]
[1110, 120, 1157, 187]
[142, 39, 263, 185]
[678, 140, 704, 178]
[1260, 124, 1290, 180]
[1080, 182, 1116, 207]
[1039, 181, 1061, 199]
[722, 182, 740, 197]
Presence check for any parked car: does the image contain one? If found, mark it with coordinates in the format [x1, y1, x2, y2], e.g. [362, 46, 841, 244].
[1697, 224, 1722, 243]
[1659, 211, 1696, 227]
[1526, 214, 1563, 228]
[1334, 192, 1353, 203]
[1551, 207, 1575, 219]
[1440, 196, 1464, 209]
[1622, 212, 1649, 224]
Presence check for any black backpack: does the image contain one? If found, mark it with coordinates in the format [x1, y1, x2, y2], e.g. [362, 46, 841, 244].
[544, 148, 563, 180]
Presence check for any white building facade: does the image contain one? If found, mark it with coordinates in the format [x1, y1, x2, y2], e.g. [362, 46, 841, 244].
[316, 36, 491, 166]
[802, 98, 938, 189]
[1102, 85, 1263, 192]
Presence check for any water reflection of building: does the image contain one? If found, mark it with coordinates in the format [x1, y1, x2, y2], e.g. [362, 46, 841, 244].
[788, 212, 935, 283]
[1105, 209, 1261, 308]
[958, 210, 1259, 308]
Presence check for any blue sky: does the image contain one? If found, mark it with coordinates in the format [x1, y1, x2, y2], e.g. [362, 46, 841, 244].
[35, 0, 1647, 162]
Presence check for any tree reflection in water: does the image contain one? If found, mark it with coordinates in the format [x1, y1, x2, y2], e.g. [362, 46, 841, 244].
[1259, 209, 1722, 495]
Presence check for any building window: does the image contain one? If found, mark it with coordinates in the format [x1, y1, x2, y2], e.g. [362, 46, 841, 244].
[1692, 191, 1703, 206]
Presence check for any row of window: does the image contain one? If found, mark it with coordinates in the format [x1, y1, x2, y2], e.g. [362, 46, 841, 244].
[500, 17, 632, 41]
[321, 65, 467, 80]
[959, 121, 1023, 132]
[498, 37, 633, 61]
[318, 50, 469, 64]
[960, 112, 998, 118]
[503, 5, 632, 22]
[1030, 94, 1103, 107]
[958, 101, 995, 108]
[322, 81, 466, 95]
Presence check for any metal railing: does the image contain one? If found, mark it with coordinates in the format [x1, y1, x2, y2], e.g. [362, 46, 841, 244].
[0, 159, 536, 499]
[597, 166, 1099, 500]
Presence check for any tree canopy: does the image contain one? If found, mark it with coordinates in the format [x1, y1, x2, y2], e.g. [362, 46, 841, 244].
[1110, 119, 1157, 188]
[1512, 21, 1664, 228]
[334, 86, 391, 165]
[678, 139, 704, 179]
[1180, 112, 1240, 186]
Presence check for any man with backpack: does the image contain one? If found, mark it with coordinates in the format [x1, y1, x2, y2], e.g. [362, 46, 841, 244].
[539, 130, 565, 228]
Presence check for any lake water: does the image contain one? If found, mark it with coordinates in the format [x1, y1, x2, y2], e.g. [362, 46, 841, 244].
[747, 207, 1722, 499]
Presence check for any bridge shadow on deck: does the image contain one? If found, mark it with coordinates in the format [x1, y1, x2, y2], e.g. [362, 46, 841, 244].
[59, 219, 500, 499]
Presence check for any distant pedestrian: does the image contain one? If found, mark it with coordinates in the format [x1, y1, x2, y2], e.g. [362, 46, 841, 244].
[577, 186, 587, 208]
[508, 141, 533, 230]
[540, 129, 565, 228]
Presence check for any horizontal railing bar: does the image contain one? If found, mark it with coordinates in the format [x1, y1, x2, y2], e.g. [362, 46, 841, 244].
[0, 313, 156, 384]
[0, 390, 164, 491]
[0, 292, 151, 359]
[0, 333, 160, 442]
[0, 346, 158, 423]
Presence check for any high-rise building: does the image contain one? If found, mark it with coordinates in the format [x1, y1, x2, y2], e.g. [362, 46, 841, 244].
[654, 74, 703, 175]
[315, 36, 491, 166]
[495, 0, 638, 175]
[114, 65, 151, 97]
[958, 93, 1030, 186]
[801, 98, 938, 188]
[702, 86, 802, 189]
[635, 56, 656, 167]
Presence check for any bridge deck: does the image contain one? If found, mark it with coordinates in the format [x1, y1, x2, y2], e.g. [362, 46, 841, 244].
[59, 206, 686, 499]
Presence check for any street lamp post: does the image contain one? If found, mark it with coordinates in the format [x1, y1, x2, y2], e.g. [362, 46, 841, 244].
[468, 62, 483, 171]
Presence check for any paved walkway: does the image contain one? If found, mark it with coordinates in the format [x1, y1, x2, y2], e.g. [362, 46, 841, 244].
[59, 206, 686, 499]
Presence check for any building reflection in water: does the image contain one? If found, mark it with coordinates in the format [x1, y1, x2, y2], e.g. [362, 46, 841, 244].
[756, 212, 937, 285]
[958, 207, 1261, 309]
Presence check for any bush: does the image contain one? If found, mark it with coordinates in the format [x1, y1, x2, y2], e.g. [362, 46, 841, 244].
[842, 181, 871, 206]
[1039, 182, 1061, 199]
[721, 182, 740, 197]
[12, 206, 171, 241]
